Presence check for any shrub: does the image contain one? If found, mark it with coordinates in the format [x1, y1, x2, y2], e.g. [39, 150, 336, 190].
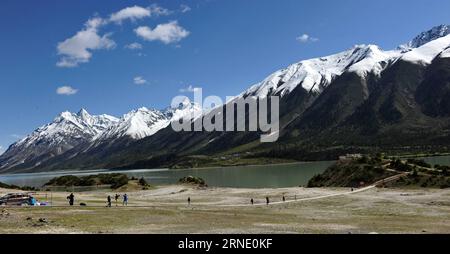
[390, 159, 413, 172]
[307, 174, 324, 187]
[179, 176, 207, 187]
[45, 173, 129, 189]
[407, 159, 431, 168]
[110, 175, 129, 189]
[138, 177, 148, 186]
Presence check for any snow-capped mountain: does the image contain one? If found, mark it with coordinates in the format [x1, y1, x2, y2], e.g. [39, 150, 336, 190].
[400, 24, 450, 49]
[2, 25, 450, 173]
[165, 97, 203, 123]
[98, 107, 170, 140]
[401, 31, 450, 64]
[95, 99, 202, 141]
[0, 109, 119, 171]
[242, 25, 450, 99]
[109, 24, 450, 169]
[13, 109, 119, 149]
[242, 44, 397, 98]
[0, 100, 202, 171]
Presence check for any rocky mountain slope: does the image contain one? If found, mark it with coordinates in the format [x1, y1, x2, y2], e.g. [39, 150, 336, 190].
[1, 25, 450, 172]
[0, 100, 201, 172]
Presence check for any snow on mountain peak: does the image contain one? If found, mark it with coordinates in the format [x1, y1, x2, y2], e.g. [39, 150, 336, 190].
[98, 107, 171, 140]
[401, 25, 450, 50]
[165, 98, 203, 122]
[348, 45, 401, 76]
[12, 110, 116, 151]
[401, 34, 450, 64]
[137, 107, 150, 112]
[123, 109, 169, 139]
[243, 26, 450, 99]
[178, 97, 193, 108]
[77, 108, 91, 119]
[242, 44, 400, 98]
[57, 111, 75, 121]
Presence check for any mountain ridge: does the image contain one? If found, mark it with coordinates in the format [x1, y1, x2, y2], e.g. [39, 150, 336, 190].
[0, 100, 201, 172]
[2, 25, 450, 172]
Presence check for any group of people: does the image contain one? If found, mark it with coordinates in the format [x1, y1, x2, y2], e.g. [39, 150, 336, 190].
[107, 193, 128, 207]
[66, 192, 302, 207]
[249, 195, 287, 205]
[185, 196, 290, 206]
[66, 193, 129, 207]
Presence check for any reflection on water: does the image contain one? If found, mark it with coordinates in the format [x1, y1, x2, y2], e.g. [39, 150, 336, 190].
[0, 162, 334, 189]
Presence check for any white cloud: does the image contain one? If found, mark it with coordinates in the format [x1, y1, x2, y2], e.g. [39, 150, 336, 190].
[110, 5, 170, 24]
[85, 17, 106, 29]
[179, 85, 200, 93]
[180, 4, 192, 13]
[110, 6, 150, 24]
[148, 4, 172, 16]
[296, 34, 319, 43]
[125, 42, 143, 50]
[134, 76, 147, 85]
[56, 17, 116, 67]
[56, 4, 172, 67]
[135, 21, 190, 44]
[56, 86, 78, 95]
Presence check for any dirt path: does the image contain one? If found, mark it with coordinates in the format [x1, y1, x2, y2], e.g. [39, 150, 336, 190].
[143, 173, 408, 208]
[1, 179, 449, 234]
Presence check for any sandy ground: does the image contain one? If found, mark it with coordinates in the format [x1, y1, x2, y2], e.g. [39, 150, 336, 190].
[0, 185, 449, 234]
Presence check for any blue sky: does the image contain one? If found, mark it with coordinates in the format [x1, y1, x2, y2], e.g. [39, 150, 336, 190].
[1, 0, 450, 152]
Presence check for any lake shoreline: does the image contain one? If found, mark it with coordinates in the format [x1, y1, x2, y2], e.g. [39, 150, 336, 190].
[4, 152, 450, 176]
[5, 151, 450, 176]
[0, 161, 327, 177]
[2, 154, 450, 189]
[0, 161, 335, 189]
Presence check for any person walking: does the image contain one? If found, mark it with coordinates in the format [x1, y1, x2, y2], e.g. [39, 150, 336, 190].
[123, 193, 128, 206]
[107, 195, 112, 207]
[188, 197, 191, 206]
[266, 197, 269, 205]
[67, 193, 74, 206]
[282, 196, 286, 202]
[251, 198, 254, 205]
